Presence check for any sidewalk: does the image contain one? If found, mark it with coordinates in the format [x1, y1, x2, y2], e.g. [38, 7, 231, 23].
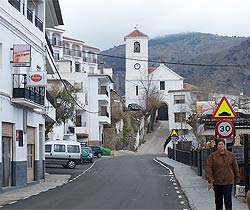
[156, 156, 247, 210]
[0, 174, 70, 206]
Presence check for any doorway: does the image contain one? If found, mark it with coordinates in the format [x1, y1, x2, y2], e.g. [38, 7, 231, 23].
[158, 103, 168, 120]
[2, 137, 12, 187]
[27, 127, 35, 183]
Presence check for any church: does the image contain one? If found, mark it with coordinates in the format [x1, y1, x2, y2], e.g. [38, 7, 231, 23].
[124, 28, 194, 140]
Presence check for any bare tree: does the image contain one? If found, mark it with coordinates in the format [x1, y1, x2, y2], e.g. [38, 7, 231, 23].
[138, 72, 165, 132]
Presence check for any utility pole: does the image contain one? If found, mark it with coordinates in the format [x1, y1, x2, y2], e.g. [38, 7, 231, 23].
[244, 134, 250, 194]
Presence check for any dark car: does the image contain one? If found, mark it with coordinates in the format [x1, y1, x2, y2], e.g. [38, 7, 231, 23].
[90, 146, 102, 158]
[128, 103, 141, 111]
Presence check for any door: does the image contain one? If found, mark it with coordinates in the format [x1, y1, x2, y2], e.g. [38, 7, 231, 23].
[158, 104, 168, 120]
[2, 137, 12, 187]
[2, 122, 13, 187]
[27, 127, 35, 183]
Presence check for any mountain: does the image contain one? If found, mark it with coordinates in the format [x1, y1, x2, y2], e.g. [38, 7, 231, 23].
[98, 32, 250, 96]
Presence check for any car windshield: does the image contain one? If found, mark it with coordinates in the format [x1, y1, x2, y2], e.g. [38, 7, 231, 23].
[82, 147, 92, 153]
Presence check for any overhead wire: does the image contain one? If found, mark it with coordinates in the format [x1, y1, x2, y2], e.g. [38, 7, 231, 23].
[59, 46, 249, 68]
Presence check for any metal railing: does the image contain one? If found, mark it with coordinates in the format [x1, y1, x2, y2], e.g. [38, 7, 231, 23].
[27, 7, 33, 22]
[12, 74, 45, 105]
[8, 0, 20, 11]
[35, 16, 43, 32]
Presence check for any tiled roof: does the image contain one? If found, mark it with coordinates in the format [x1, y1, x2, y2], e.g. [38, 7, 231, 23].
[148, 67, 156, 74]
[63, 36, 85, 43]
[83, 44, 100, 51]
[125, 29, 148, 38]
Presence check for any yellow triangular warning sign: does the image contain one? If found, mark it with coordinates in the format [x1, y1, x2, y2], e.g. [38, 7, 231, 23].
[212, 96, 237, 119]
[170, 129, 178, 137]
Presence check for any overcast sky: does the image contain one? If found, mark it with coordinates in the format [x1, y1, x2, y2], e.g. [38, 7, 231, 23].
[59, 0, 250, 51]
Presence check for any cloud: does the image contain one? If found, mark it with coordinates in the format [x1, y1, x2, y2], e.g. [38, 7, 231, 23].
[59, 0, 250, 50]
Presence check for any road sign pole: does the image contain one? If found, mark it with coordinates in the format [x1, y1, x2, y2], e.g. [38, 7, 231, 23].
[244, 134, 250, 194]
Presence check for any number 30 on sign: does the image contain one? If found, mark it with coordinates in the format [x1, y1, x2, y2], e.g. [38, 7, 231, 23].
[215, 119, 235, 138]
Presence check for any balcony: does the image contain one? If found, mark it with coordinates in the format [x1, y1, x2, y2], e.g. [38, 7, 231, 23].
[8, 0, 44, 32]
[35, 16, 43, 32]
[12, 74, 45, 109]
[98, 109, 110, 124]
[8, 0, 20, 11]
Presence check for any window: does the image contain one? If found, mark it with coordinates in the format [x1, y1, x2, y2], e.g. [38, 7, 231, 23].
[52, 35, 57, 46]
[27, 145, 33, 168]
[174, 112, 186, 122]
[76, 115, 81, 126]
[89, 67, 94, 74]
[134, 42, 140, 53]
[160, 81, 165, 90]
[67, 145, 80, 153]
[54, 51, 60, 61]
[174, 95, 185, 104]
[75, 62, 80, 72]
[136, 86, 138, 96]
[54, 144, 65, 152]
[45, 145, 51, 153]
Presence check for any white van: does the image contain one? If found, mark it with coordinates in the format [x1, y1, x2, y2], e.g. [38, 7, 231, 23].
[45, 140, 81, 169]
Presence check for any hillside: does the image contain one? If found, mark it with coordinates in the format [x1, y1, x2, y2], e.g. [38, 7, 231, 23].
[98, 32, 250, 96]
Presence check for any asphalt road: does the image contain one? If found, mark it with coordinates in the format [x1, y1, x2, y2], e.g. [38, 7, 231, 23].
[2, 121, 191, 209]
[3, 155, 190, 209]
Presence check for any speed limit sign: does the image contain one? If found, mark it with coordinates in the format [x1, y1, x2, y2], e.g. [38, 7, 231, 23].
[215, 119, 235, 138]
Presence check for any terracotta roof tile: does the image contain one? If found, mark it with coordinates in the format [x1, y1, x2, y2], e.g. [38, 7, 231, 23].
[125, 29, 148, 38]
[63, 36, 85, 43]
[83, 44, 100, 51]
[148, 67, 156, 74]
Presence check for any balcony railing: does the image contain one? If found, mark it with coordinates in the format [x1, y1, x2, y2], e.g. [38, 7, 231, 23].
[83, 57, 97, 63]
[98, 87, 108, 96]
[35, 16, 43, 32]
[9, 0, 44, 32]
[45, 34, 54, 56]
[12, 74, 45, 107]
[99, 110, 109, 118]
[50, 39, 63, 47]
[27, 7, 33, 22]
[8, 0, 20, 11]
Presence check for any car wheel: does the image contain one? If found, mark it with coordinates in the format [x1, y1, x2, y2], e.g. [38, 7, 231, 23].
[67, 160, 76, 169]
[97, 153, 102, 158]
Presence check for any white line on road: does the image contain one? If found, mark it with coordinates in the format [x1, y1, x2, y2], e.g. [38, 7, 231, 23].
[8, 201, 17, 205]
[153, 158, 173, 175]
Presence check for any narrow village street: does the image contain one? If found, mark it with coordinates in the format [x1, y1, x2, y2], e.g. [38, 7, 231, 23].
[136, 121, 168, 155]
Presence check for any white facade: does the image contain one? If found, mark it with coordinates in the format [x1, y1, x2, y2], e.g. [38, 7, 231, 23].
[124, 29, 196, 141]
[0, 0, 63, 191]
[125, 29, 149, 106]
[46, 28, 112, 145]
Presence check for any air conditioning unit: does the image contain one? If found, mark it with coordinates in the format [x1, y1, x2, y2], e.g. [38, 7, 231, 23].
[235, 185, 245, 197]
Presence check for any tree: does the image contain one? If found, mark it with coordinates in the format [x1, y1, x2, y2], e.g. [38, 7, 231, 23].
[45, 84, 78, 137]
[138, 73, 165, 132]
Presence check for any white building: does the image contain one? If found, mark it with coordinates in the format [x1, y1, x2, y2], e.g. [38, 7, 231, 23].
[125, 28, 196, 139]
[46, 28, 112, 146]
[0, 0, 63, 192]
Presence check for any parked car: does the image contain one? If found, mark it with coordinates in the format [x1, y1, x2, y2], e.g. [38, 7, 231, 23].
[128, 103, 141, 111]
[45, 140, 81, 169]
[99, 146, 111, 156]
[81, 146, 94, 163]
[90, 146, 102, 158]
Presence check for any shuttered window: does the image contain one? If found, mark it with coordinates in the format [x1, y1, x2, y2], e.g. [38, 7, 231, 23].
[27, 127, 35, 144]
[2, 122, 13, 137]
[174, 95, 185, 104]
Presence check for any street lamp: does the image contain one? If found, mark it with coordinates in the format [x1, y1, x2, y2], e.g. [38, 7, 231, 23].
[55, 94, 62, 105]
